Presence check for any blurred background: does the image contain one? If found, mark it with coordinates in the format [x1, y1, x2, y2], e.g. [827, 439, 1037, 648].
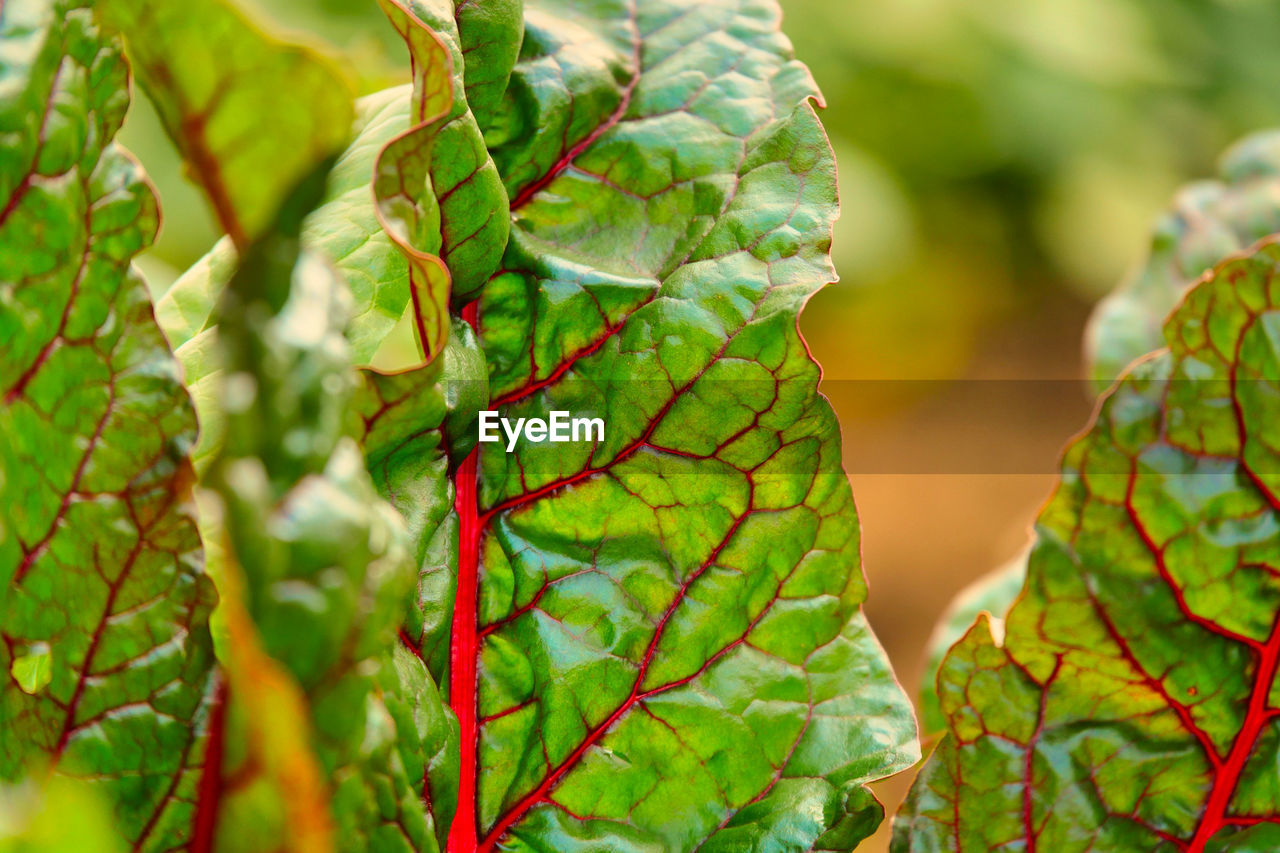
[120, 1, 1280, 848]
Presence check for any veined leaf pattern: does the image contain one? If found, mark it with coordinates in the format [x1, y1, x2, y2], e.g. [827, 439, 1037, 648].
[0, 2, 216, 848]
[896, 240, 1280, 851]
[22, 0, 922, 849]
[916, 130, 1280, 736]
[440, 1, 918, 848]
[202, 165, 459, 852]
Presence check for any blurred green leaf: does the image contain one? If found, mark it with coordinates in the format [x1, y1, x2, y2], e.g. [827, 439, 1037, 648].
[97, 0, 355, 247]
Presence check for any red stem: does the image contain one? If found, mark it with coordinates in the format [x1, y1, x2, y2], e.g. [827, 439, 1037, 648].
[447, 303, 481, 852]
[1186, 616, 1280, 851]
[190, 678, 228, 853]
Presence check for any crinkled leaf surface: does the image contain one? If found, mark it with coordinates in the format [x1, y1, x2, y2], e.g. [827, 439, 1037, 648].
[147, 0, 917, 849]
[896, 240, 1280, 851]
[0, 3, 217, 848]
[370, 0, 511, 364]
[94, 0, 354, 248]
[424, 1, 918, 849]
[1087, 130, 1280, 393]
[203, 169, 459, 852]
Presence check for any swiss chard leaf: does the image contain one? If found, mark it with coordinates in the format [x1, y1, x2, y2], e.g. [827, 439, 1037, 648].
[437, 1, 919, 848]
[915, 129, 1280, 737]
[143, 0, 919, 848]
[917, 549, 1026, 735]
[94, 0, 354, 248]
[896, 240, 1280, 851]
[157, 1, 512, 380]
[0, 2, 216, 847]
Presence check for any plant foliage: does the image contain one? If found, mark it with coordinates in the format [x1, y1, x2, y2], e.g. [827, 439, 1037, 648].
[0, 0, 917, 850]
[898, 241, 1280, 851]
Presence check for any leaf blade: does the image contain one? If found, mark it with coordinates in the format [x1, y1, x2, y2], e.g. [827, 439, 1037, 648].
[896, 240, 1280, 851]
[0, 3, 217, 848]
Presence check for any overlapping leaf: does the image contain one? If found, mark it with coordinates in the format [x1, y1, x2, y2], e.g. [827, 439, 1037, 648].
[917, 131, 1280, 730]
[896, 240, 1280, 851]
[159, 0, 510, 378]
[201, 166, 459, 852]
[95, 0, 354, 248]
[427, 1, 918, 848]
[0, 2, 217, 848]
[1087, 130, 1280, 392]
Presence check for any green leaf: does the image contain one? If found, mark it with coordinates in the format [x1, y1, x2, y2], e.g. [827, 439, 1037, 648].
[433, 2, 918, 848]
[895, 239, 1280, 851]
[156, 2, 512, 378]
[916, 549, 1026, 735]
[1087, 130, 1280, 393]
[149, 2, 919, 848]
[915, 130, 1280, 734]
[0, 3, 218, 849]
[0, 776, 127, 853]
[455, 0, 524, 135]
[370, 0, 511, 364]
[204, 164, 459, 852]
[95, 0, 355, 247]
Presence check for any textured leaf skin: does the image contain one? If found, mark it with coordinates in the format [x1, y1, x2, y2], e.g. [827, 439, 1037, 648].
[437, 1, 918, 849]
[1087, 130, 1280, 393]
[917, 132, 1280, 730]
[895, 240, 1280, 851]
[359, 322, 487, 687]
[94, 0, 354, 248]
[366, 0, 510, 366]
[204, 167, 459, 852]
[0, 3, 217, 849]
[145, 0, 918, 848]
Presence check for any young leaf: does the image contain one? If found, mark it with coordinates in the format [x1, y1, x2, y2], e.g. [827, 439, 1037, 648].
[371, 0, 511, 364]
[896, 240, 1280, 851]
[436, 2, 919, 848]
[1087, 130, 1280, 392]
[0, 2, 217, 847]
[454, 0, 524, 134]
[95, 0, 354, 248]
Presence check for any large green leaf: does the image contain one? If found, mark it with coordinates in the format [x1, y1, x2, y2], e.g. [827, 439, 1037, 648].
[0, 2, 217, 848]
[895, 240, 1280, 851]
[146, 1, 918, 848]
[95, 0, 354, 248]
[432, 1, 918, 849]
[202, 165, 459, 852]
[1087, 130, 1280, 393]
[915, 130, 1280, 731]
